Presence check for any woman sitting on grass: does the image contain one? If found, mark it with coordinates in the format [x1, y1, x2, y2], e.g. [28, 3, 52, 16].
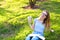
[26, 10, 50, 40]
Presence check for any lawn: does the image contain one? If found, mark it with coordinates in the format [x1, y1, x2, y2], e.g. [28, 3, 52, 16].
[0, 0, 60, 40]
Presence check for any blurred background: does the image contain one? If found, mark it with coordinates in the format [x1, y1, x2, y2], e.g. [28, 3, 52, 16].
[0, 0, 60, 40]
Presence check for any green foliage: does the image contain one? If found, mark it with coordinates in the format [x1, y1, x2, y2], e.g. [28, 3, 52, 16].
[0, 0, 60, 40]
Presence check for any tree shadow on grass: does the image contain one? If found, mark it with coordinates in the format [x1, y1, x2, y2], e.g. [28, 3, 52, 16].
[45, 31, 60, 40]
[39, 1, 60, 14]
[0, 20, 25, 39]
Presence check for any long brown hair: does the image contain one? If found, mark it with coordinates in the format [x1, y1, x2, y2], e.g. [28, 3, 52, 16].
[43, 10, 50, 29]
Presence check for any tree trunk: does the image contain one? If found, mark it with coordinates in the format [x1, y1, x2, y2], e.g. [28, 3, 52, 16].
[29, 0, 36, 8]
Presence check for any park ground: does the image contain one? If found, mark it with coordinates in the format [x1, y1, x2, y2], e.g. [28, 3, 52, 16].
[0, 0, 60, 40]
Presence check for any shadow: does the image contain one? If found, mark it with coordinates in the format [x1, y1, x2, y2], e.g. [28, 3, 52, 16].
[39, 1, 60, 14]
[45, 31, 60, 40]
[0, 0, 4, 2]
[22, 5, 40, 9]
[0, 20, 25, 38]
[45, 28, 60, 40]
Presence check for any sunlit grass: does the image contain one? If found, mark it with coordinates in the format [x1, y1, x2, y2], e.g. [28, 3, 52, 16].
[0, 0, 60, 40]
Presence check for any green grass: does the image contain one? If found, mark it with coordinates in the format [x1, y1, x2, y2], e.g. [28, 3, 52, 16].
[0, 0, 60, 40]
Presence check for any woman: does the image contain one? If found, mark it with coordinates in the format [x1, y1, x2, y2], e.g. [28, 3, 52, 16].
[26, 10, 50, 40]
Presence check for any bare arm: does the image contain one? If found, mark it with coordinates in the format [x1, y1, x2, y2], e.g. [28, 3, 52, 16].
[28, 23, 35, 30]
[30, 24, 35, 30]
[27, 16, 36, 30]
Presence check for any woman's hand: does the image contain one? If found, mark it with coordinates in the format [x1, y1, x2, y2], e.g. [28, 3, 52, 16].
[27, 16, 34, 30]
[28, 16, 32, 24]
